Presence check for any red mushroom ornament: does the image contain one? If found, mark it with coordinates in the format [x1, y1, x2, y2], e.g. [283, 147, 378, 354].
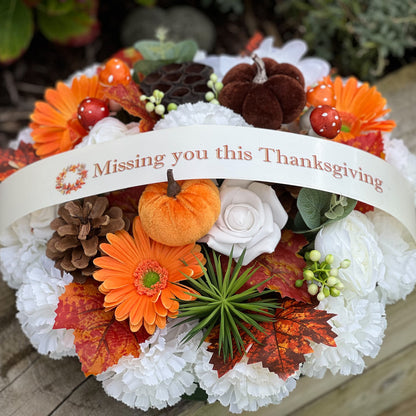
[77, 98, 110, 131]
[300, 105, 342, 139]
[218, 55, 306, 130]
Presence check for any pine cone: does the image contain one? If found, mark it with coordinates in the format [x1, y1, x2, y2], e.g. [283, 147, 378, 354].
[140, 62, 213, 106]
[46, 196, 125, 283]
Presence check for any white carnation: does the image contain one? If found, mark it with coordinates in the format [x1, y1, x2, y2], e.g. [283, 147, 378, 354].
[16, 256, 75, 359]
[154, 101, 250, 129]
[97, 320, 202, 411]
[76, 117, 141, 148]
[301, 291, 386, 378]
[194, 345, 298, 414]
[384, 137, 416, 205]
[314, 210, 385, 297]
[0, 206, 57, 289]
[367, 209, 416, 303]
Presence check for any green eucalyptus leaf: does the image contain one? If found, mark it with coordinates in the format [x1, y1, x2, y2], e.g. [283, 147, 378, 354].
[294, 188, 357, 234]
[296, 188, 332, 230]
[0, 0, 33, 63]
[172, 39, 198, 62]
[134, 39, 198, 62]
[134, 40, 176, 60]
[134, 58, 175, 77]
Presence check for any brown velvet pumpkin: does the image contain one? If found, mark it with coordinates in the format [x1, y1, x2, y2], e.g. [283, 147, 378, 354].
[138, 169, 221, 246]
[218, 55, 306, 130]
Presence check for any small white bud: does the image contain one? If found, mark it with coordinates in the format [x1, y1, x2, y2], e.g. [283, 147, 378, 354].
[327, 276, 338, 287]
[155, 104, 165, 115]
[340, 259, 351, 269]
[308, 283, 319, 296]
[303, 269, 315, 281]
[309, 250, 321, 262]
[325, 254, 334, 264]
[145, 102, 155, 113]
[329, 268, 338, 277]
[317, 292, 326, 302]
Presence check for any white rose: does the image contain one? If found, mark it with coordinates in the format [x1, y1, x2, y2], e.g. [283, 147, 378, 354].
[76, 117, 140, 148]
[314, 210, 385, 297]
[201, 179, 288, 265]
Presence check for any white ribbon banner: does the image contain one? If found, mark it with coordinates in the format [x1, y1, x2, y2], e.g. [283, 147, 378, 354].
[0, 125, 415, 240]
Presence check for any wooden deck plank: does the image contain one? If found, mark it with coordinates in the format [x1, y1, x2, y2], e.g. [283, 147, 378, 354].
[376, 62, 416, 152]
[289, 341, 416, 416]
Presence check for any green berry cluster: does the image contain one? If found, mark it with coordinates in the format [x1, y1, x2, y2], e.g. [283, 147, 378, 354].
[140, 89, 177, 116]
[295, 250, 350, 302]
[205, 73, 223, 105]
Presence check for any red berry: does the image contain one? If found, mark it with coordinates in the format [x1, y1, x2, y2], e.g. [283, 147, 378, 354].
[77, 98, 110, 130]
[309, 105, 342, 139]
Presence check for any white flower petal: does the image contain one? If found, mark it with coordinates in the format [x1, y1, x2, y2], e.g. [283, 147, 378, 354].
[0, 207, 57, 289]
[194, 344, 299, 413]
[367, 209, 416, 303]
[97, 320, 202, 411]
[315, 211, 385, 297]
[302, 291, 386, 377]
[16, 256, 75, 358]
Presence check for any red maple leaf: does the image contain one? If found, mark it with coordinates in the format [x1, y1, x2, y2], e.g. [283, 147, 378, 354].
[342, 131, 384, 213]
[103, 81, 158, 131]
[0, 141, 39, 182]
[241, 230, 311, 303]
[208, 298, 337, 380]
[341, 131, 384, 159]
[54, 281, 149, 376]
[107, 185, 145, 214]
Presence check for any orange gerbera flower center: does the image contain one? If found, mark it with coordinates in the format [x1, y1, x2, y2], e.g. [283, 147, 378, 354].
[133, 259, 169, 296]
[338, 110, 358, 133]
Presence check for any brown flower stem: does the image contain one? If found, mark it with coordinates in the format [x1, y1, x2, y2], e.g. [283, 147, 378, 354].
[252, 54, 268, 84]
[167, 169, 181, 198]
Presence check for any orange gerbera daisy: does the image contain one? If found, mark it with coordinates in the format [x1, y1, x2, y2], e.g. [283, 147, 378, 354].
[93, 216, 205, 334]
[308, 76, 396, 142]
[30, 75, 104, 158]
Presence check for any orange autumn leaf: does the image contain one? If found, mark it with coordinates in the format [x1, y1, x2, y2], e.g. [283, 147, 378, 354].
[208, 298, 337, 380]
[0, 141, 39, 182]
[54, 281, 149, 376]
[103, 81, 158, 131]
[241, 230, 311, 303]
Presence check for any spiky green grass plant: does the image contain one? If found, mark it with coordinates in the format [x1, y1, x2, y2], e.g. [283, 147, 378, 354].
[178, 248, 279, 361]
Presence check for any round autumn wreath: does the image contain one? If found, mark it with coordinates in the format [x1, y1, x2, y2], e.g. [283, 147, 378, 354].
[55, 164, 88, 195]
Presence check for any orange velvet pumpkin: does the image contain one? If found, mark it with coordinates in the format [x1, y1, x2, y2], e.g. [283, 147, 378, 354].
[138, 170, 221, 246]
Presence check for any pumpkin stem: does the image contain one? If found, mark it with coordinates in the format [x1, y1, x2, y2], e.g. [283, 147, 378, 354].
[166, 169, 181, 198]
[252, 54, 268, 84]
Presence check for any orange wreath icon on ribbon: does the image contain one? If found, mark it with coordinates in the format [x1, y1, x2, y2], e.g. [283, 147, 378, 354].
[56, 164, 88, 195]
